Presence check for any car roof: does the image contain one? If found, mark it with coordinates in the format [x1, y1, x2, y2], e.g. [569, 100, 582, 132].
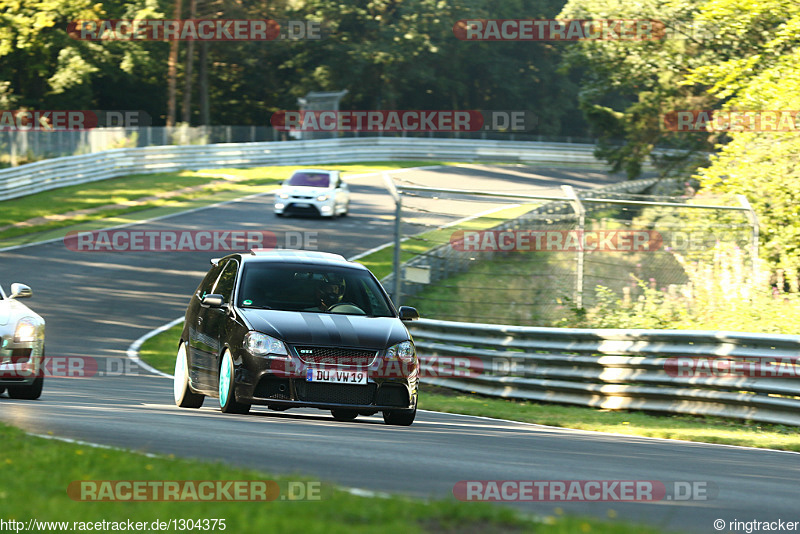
[289, 169, 338, 175]
[240, 249, 365, 270]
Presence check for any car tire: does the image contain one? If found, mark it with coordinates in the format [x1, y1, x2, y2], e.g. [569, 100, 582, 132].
[382, 407, 416, 426]
[174, 342, 204, 408]
[219, 350, 250, 414]
[8, 375, 43, 400]
[331, 409, 359, 422]
[341, 202, 350, 216]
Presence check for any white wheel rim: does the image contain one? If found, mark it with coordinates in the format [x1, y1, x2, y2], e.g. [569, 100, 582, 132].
[219, 352, 232, 407]
[173, 344, 187, 403]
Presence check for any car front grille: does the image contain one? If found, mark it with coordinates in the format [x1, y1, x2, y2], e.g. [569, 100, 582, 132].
[294, 346, 378, 367]
[285, 204, 321, 215]
[295, 381, 377, 405]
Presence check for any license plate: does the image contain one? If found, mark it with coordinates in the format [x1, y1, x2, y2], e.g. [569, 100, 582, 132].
[306, 369, 367, 385]
[294, 203, 311, 208]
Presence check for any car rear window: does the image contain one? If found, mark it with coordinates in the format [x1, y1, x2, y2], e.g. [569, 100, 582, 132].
[286, 172, 331, 187]
[237, 263, 394, 317]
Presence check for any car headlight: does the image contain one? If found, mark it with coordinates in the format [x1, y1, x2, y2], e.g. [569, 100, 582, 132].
[386, 340, 415, 364]
[244, 331, 289, 359]
[14, 318, 36, 343]
[278, 193, 289, 199]
[317, 194, 329, 201]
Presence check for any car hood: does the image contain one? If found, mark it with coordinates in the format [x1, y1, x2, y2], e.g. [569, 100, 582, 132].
[240, 309, 409, 350]
[0, 299, 41, 327]
[282, 186, 332, 197]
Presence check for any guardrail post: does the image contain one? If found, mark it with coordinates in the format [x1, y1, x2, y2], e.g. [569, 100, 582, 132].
[562, 185, 586, 309]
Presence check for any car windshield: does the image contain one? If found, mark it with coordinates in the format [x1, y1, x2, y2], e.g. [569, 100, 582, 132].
[237, 263, 394, 317]
[286, 172, 331, 187]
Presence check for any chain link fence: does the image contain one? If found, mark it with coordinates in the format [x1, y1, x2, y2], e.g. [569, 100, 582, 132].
[385, 175, 757, 326]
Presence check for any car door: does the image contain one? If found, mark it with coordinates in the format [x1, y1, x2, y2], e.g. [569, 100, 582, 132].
[186, 261, 223, 388]
[334, 174, 349, 212]
[200, 258, 240, 389]
[191, 259, 238, 389]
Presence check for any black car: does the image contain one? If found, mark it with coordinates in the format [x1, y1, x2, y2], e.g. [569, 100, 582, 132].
[174, 250, 421, 425]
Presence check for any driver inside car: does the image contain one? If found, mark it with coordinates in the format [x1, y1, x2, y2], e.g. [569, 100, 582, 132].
[306, 274, 346, 311]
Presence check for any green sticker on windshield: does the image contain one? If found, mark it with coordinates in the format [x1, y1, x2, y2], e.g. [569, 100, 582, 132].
[243, 300, 253, 306]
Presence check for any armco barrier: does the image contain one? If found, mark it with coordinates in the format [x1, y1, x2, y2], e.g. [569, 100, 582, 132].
[410, 318, 800, 426]
[0, 137, 627, 201]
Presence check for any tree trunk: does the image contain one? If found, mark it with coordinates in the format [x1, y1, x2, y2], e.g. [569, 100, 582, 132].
[181, 0, 197, 124]
[199, 42, 209, 126]
[166, 0, 183, 127]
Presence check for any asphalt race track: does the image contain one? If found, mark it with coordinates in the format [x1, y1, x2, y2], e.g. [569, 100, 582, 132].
[1, 165, 797, 533]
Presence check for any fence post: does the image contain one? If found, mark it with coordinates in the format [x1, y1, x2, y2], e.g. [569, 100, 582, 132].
[737, 194, 760, 289]
[562, 185, 586, 309]
[383, 173, 403, 305]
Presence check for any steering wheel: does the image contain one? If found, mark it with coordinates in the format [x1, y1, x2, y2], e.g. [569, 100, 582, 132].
[327, 302, 366, 314]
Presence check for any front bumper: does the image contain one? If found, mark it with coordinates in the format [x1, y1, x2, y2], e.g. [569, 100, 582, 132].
[232, 351, 418, 410]
[0, 338, 43, 386]
[274, 198, 335, 217]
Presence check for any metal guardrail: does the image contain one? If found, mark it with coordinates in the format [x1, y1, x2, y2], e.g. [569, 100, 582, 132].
[410, 318, 800, 426]
[0, 137, 613, 201]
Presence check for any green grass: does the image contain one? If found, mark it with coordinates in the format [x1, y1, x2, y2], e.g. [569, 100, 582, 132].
[139, 323, 185, 373]
[355, 203, 538, 279]
[2, 423, 670, 533]
[140, 325, 800, 452]
[0, 162, 446, 244]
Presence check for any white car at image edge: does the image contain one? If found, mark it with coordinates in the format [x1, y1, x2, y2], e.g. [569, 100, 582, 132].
[274, 169, 350, 218]
[0, 282, 45, 399]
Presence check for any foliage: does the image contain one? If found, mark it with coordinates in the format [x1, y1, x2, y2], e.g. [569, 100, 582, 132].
[559, 0, 800, 285]
[562, 244, 800, 334]
[0, 0, 588, 136]
[558, 0, 717, 178]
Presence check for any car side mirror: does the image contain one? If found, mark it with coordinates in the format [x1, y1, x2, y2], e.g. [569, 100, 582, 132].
[9, 283, 32, 299]
[201, 294, 225, 308]
[398, 306, 419, 321]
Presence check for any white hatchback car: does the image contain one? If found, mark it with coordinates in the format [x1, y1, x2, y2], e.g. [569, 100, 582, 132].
[0, 282, 45, 399]
[274, 169, 350, 218]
